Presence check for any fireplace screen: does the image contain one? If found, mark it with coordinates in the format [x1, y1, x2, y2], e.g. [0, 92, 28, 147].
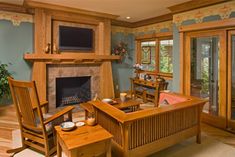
[56, 76, 91, 107]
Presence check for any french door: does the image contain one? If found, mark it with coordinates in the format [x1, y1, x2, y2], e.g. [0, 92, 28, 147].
[227, 30, 235, 131]
[184, 30, 227, 128]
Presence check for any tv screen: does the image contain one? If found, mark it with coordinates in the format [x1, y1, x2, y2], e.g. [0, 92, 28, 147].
[59, 26, 93, 51]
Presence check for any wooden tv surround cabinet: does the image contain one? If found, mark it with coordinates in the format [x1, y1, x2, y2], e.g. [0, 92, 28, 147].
[23, 1, 120, 102]
[89, 93, 207, 157]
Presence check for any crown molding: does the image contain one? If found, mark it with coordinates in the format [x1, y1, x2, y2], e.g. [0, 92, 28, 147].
[132, 13, 173, 27]
[0, 2, 33, 14]
[168, 0, 231, 14]
[111, 13, 172, 28]
[24, 0, 119, 20]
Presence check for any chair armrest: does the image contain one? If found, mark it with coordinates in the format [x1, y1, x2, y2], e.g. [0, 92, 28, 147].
[40, 101, 49, 113]
[44, 106, 74, 125]
[32, 101, 49, 112]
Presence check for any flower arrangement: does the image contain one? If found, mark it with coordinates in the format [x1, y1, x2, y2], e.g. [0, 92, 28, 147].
[112, 42, 128, 56]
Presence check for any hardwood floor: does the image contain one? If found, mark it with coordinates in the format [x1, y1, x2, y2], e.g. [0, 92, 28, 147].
[0, 104, 19, 157]
[0, 104, 235, 157]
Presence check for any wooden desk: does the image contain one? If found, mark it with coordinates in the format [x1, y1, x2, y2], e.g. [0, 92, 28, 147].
[130, 78, 168, 106]
[55, 125, 113, 157]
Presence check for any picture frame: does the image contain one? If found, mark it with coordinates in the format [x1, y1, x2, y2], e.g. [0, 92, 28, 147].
[141, 46, 151, 64]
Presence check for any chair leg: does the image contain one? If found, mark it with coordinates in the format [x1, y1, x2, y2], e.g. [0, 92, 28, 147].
[7, 146, 27, 156]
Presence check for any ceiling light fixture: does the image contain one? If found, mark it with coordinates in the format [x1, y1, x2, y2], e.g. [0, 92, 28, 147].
[126, 16, 131, 19]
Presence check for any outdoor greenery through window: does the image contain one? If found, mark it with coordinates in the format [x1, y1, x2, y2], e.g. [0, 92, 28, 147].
[159, 39, 173, 73]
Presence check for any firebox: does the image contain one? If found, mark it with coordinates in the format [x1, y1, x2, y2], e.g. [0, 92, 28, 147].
[56, 76, 91, 107]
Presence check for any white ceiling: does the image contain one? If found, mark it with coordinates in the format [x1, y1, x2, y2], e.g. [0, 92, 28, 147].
[0, 0, 191, 22]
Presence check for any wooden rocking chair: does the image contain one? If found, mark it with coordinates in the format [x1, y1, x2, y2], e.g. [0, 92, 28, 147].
[7, 78, 75, 157]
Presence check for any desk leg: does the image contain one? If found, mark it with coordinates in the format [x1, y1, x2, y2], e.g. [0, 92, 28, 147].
[57, 134, 62, 157]
[106, 140, 111, 157]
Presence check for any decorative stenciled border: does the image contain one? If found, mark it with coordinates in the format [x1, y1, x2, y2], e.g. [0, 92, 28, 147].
[0, 11, 33, 26]
[173, 1, 235, 26]
[112, 20, 172, 35]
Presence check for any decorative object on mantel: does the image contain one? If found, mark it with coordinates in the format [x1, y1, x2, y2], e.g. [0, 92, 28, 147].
[112, 41, 128, 63]
[44, 43, 51, 54]
[0, 62, 12, 103]
[53, 43, 59, 54]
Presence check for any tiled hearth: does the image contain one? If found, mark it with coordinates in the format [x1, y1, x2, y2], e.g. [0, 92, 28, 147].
[47, 64, 100, 111]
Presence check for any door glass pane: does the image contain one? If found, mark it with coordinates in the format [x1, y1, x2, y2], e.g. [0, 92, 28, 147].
[190, 37, 219, 116]
[141, 41, 156, 71]
[159, 39, 173, 73]
[231, 35, 235, 120]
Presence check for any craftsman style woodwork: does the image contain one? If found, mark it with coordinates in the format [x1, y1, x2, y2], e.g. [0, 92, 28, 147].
[55, 125, 113, 157]
[89, 94, 207, 157]
[180, 18, 235, 130]
[135, 32, 173, 79]
[7, 78, 74, 157]
[22, 3, 118, 101]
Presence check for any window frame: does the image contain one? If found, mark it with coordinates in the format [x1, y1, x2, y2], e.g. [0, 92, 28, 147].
[135, 32, 173, 79]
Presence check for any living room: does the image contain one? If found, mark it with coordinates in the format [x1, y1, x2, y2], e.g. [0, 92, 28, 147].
[1, 0, 235, 157]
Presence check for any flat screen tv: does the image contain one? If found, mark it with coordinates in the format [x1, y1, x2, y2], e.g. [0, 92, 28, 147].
[59, 26, 94, 51]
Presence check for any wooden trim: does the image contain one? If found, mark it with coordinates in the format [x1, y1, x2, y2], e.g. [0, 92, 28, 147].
[135, 32, 173, 77]
[132, 13, 173, 28]
[202, 113, 226, 129]
[219, 30, 227, 118]
[0, 2, 32, 14]
[183, 29, 227, 118]
[179, 18, 235, 32]
[24, 0, 118, 20]
[155, 38, 159, 72]
[135, 32, 173, 40]
[111, 20, 132, 28]
[227, 30, 235, 125]
[168, 0, 230, 14]
[24, 53, 120, 62]
[111, 14, 172, 28]
[179, 32, 184, 94]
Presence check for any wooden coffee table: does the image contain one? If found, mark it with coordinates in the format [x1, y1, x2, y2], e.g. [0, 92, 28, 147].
[112, 98, 142, 111]
[55, 124, 113, 157]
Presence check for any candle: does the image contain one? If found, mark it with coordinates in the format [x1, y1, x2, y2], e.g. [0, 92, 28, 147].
[86, 117, 96, 126]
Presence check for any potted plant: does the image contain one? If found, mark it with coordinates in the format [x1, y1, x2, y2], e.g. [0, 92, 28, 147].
[0, 62, 12, 104]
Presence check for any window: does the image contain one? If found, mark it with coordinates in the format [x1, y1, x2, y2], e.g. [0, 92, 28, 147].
[141, 41, 156, 71]
[159, 39, 173, 73]
[135, 32, 173, 76]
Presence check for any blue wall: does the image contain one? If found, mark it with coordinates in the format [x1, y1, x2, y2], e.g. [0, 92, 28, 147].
[111, 32, 135, 93]
[0, 20, 33, 80]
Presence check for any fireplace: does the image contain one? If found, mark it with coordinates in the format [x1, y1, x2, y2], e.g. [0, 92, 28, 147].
[56, 76, 91, 107]
[47, 64, 100, 110]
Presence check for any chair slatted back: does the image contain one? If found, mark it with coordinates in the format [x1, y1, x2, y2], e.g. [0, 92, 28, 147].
[14, 86, 36, 126]
[8, 78, 44, 129]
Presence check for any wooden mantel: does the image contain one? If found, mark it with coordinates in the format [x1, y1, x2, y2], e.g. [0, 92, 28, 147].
[24, 53, 120, 63]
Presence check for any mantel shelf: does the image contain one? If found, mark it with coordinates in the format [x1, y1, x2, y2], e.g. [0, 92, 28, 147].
[24, 53, 120, 64]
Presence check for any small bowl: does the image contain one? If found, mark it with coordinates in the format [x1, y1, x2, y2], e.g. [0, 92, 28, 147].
[60, 122, 75, 131]
[163, 90, 170, 93]
[76, 121, 85, 127]
[102, 98, 113, 104]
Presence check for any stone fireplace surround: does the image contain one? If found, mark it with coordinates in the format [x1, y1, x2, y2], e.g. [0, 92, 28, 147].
[47, 64, 100, 111]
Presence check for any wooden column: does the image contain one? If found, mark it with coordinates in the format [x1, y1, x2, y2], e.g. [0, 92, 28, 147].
[32, 8, 48, 101]
[100, 19, 115, 98]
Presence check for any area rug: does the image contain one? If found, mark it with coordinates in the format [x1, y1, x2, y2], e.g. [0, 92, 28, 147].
[12, 130, 235, 157]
